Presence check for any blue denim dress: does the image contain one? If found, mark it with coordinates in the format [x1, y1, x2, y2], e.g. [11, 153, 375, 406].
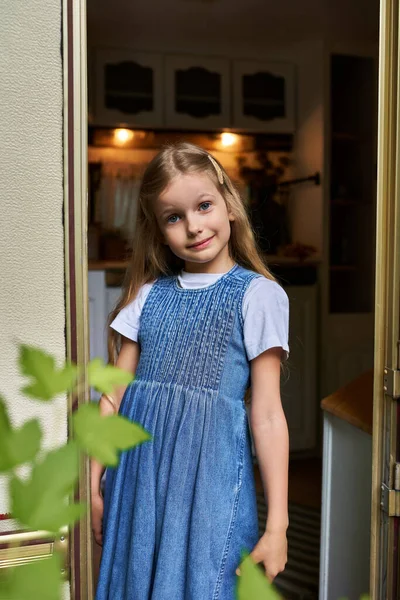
[96, 265, 260, 600]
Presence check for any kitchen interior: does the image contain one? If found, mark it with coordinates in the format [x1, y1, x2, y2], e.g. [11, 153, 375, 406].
[87, 0, 379, 597]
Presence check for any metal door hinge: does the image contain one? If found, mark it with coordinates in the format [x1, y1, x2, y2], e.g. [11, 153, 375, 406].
[383, 367, 400, 399]
[381, 483, 400, 516]
[381, 464, 400, 516]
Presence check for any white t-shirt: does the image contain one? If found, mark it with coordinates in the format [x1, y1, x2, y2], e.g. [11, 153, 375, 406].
[110, 270, 289, 361]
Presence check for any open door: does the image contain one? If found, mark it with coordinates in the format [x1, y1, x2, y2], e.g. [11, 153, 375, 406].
[371, 0, 400, 597]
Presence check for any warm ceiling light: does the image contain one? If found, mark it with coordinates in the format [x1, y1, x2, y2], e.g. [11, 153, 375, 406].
[220, 132, 239, 147]
[114, 128, 134, 144]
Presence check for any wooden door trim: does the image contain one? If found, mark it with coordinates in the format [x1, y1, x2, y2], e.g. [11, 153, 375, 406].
[63, 0, 92, 598]
[371, 0, 400, 597]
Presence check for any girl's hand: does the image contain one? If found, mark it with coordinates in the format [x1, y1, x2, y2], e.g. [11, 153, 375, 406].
[91, 493, 104, 546]
[236, 530, 288, 582]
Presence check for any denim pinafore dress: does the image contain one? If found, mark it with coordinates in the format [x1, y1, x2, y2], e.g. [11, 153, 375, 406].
[96, 265, 260, 600]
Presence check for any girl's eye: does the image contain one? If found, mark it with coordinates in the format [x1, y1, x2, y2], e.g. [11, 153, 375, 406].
[199, 201, 212, 211]
[167, 214, 180, 224]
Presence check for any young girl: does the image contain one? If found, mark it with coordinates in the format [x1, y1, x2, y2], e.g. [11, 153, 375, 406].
[92, 142, 290, 600]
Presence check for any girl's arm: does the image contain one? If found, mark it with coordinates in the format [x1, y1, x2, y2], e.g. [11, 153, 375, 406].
[247, 346, 289, 580]
[90, 336, 140, 499]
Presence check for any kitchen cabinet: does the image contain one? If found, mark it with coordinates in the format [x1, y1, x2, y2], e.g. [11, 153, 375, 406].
[94, 49, 163, 127]
[328, 54, 376, 314]
[319, 371, 372, 599]
[88, 271, 121, 400]
[232, 60, 295, 132]
[282, 284, 317, 451]
[165, 55, 230, 130]
[92, 50, 296, 133]
[321, 52, 377, 399]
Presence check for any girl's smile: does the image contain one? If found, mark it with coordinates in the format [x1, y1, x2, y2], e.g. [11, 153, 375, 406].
[187, 234, 215, 250]
[155, 173, 235, 273]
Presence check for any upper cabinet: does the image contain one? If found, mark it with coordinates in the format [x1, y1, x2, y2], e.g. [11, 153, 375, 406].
[92, 49, 296, 133]
[232, 60, 295, 133]
[165, 55, 230, 130]
[94, 49, 163, 127]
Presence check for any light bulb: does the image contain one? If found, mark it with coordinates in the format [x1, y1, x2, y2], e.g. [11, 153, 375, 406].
[114, 128, 134, 144]
[220, 132, 238, 147]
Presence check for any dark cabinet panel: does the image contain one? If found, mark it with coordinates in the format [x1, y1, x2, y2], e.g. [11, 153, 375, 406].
[165, 55, 230, 129]
[95, 49, 163, 127]
[233, 61, 295, 132]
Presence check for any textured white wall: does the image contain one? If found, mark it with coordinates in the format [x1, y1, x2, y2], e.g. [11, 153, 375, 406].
[0, 1, 66, 514]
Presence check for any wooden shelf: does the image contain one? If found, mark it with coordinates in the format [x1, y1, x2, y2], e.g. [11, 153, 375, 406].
[265, 254, 322, 267]
[88, 255, 323, 272]
[89, 260, 128, 271]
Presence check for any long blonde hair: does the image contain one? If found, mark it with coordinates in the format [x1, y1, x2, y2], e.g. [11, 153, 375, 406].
[108, 142, 276, 362]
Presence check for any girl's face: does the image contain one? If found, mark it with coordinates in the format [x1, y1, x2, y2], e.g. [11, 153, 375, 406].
[154, 173, 235, 273]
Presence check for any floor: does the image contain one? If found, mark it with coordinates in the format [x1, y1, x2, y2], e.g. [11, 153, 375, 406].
[255, 458, 323, 600]
[254, 457, 322, 509]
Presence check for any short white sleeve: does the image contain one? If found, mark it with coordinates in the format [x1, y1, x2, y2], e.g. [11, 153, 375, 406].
[243, 277, 289, 361]
[110, 283, 154, 342]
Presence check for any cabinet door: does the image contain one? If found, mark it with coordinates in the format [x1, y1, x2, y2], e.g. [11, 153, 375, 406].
[324, 314, 374, 396]
[94, 49, 163, 127]
[282, 285, 317, 451]
[233, 60, 295, 132]
[165, 55, 230, 130]
[88, 271, 108, 401]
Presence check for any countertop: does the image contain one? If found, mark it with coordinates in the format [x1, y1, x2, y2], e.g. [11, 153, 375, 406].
[320, 369, 374, 435]
[88, 255, 322, 271]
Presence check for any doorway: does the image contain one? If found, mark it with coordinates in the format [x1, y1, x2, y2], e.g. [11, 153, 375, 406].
[81, 0, 382, 598]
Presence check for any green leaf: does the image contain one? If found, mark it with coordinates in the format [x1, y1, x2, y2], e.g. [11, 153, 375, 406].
[0, 397, 42, 472]
[10, 442, 86, 532]
[0, 553, 62, 600]
[73, 402, 151, 466]
[87, 358, 134, 394]
[19, 344, 77, 401]
[236, 552, 282, 600]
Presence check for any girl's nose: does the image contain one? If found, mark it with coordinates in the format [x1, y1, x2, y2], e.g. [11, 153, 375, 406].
[186, 216, 203, 237]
